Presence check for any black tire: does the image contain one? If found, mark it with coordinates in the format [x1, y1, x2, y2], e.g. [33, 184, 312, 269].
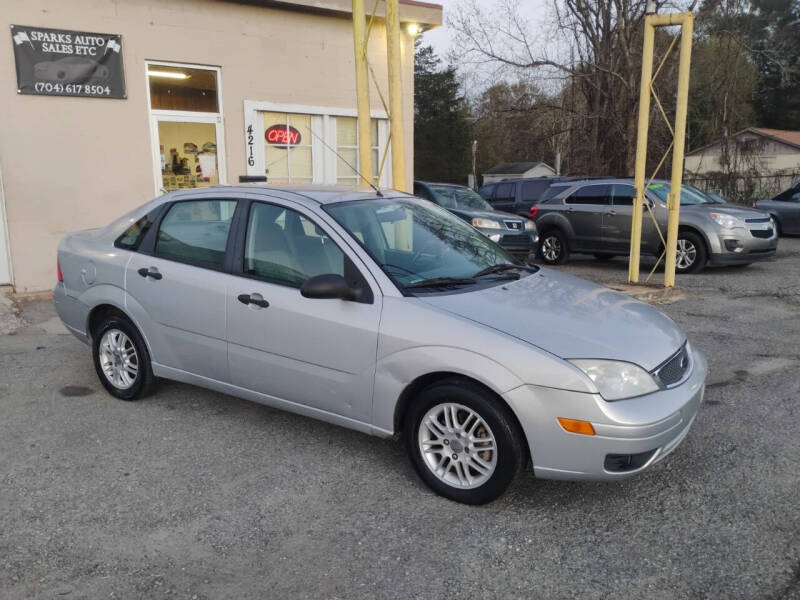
[770, 215, 782, 237]
[675, 230, 707, 274]
[593, 253, 617, 261]
[404, 379, 526, 505]
[92, 315, 156, 401]
[539, 229, 569, 265]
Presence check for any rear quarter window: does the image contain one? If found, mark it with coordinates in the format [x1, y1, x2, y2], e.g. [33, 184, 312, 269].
[114, 209, 160, 251]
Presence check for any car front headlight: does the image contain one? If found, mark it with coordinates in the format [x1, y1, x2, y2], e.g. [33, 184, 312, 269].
[568, 359, 660, 401]
[524, 219, 536, 231]
[710, 212, 746, 230]
[472, 217, 503, 229]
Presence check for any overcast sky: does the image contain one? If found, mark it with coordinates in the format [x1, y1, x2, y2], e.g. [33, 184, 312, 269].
[420, 0, 550, 58]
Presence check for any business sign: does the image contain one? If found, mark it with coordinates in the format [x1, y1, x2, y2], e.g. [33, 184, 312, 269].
[265, 124, 302, 148]
[10, 25, 126, 99]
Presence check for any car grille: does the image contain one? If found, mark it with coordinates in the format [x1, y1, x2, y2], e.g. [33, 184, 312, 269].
[653, 344, 690, 387]
[750, 228, 773, 238]
[504, 220, 523, 231]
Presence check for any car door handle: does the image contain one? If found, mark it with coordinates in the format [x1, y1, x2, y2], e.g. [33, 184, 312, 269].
[137, 267, 163, 280]
[237, 293, 269, 308]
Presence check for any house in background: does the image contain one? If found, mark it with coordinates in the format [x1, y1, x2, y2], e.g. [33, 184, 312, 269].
[684, 128, 800, 201]
[482, 162, 556, 185]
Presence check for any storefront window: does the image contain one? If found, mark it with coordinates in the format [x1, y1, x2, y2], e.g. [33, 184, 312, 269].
[335, 117, 379, 185]
[148, 65, 219, 112]
[264, 112, 314, 184]
[157, 121, 219, 190]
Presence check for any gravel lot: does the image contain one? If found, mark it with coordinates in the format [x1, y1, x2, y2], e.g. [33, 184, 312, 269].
[1, 239, 799, 599]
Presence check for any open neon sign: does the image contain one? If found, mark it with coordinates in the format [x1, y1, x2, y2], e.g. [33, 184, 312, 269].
[265, 124, 302, 148]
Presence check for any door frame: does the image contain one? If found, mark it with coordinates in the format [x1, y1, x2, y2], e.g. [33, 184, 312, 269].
[145, 61, 226, 196]
[0, 163, 11, 285]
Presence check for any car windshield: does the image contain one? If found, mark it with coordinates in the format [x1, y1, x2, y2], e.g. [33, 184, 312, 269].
[647, 182, 713, 205]
[324, 197, 518, 290]
[429, 185, 493, 211]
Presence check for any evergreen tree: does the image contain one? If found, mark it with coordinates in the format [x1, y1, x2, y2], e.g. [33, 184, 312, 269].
[413, 41, 471, 183]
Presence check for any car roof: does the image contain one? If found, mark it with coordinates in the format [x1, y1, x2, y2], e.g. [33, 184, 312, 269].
[168, 184, 409, 205]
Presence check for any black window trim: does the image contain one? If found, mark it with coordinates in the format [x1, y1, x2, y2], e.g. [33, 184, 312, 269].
[564, 183, 612, 206]
[137, 197, 244, 274]
[232, 197, 374, 304]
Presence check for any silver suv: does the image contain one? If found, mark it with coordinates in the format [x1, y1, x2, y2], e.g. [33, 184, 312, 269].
[534, 179, 778, 273]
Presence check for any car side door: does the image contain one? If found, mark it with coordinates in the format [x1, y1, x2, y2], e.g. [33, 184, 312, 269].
[125, 196, 240, 382]
[489, 182, 516, 213]
[603, 183, 659, 253]
[226, 198, 382, 424]
[563, 184, 612, 251]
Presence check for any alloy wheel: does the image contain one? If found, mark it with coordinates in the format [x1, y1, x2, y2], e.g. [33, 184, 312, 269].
[542, 236, 561, 262]
[417, 402, 498, 489]
[676, 238, 697, 270]
[98, 328, 139, 390]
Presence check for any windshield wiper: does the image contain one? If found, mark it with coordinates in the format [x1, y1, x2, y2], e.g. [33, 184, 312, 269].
[404, 277, 476, 289]
[472, 263, 539, 278]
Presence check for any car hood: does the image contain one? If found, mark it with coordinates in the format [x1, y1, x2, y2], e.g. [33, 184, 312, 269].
[420, 269, 685, 371]
[451, 208, 524, 222]
[683, 204, 768, 219]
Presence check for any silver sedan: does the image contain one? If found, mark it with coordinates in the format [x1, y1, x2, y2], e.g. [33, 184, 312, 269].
[54, 186, 707, 504]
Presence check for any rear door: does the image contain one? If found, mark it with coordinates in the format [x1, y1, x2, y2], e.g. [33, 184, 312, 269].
[125, 196, 239, 382]
[225, 198, 382, 423]
[489, 182, 516, 213]
[518, 180, 550, 217]
[563, 184, 612, 251]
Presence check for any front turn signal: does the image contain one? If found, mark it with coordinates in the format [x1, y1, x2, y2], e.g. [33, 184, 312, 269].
[557, 417, 595, 436]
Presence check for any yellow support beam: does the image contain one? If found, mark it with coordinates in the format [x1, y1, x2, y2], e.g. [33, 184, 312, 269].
[629, 11, 694, 287]
[628, 17, 656, 284]
[352, 0, 373, 187]
[664, 13, 693, 287]
[385, 0, 406, 191]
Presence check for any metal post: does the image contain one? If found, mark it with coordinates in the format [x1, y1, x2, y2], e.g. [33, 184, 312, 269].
[352, 0, 373, 186]
[663, 13, 693, 287]
[385, 0, 406, 191]
[628, 17, 655, 284]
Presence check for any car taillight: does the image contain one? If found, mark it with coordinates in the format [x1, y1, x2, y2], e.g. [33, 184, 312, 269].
[752, 203, 757, 208]
[529, 206, 538, 219]
[57, 261, 63, 282]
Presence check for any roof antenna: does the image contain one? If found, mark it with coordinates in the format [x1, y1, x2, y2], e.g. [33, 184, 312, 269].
[309, 128, 383, 197]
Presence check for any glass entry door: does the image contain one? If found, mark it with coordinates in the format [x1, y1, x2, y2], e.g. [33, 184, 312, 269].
[152, 115, 225, 193]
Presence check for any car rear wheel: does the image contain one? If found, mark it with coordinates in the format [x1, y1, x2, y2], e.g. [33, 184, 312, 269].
[675, 231, 707, 274]
[405, 380, 525, 505]
[540, 230, 568, 265]
[92, 315, 155, 401]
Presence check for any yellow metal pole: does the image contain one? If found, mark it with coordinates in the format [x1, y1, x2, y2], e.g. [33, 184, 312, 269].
[629, 17, 656, 283]
[385, 0, 406, 191]
[664, 13, 694, 287]
[352, 0, 373, 187]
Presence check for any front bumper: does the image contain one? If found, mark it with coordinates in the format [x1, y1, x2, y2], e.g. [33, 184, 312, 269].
[708, 224, 778, 265]
[503, 346, 707, 481]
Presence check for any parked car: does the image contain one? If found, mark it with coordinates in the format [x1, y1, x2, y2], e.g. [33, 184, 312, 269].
[54, 185, 707, 504]
[413, 181, 538, 262]
[478, 176, 566, 217]
[533, 178, 778, 273]
[754, 182, 800, 235]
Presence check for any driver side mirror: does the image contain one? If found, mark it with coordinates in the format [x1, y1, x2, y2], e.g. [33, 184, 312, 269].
[300, 274, 358, 301]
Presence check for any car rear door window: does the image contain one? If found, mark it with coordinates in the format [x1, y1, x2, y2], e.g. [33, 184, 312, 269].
[115, 208, 160, 251]
[566, 184, 612, 205]
[155, 199, 236, 269]
[521, 181, 547, 202]
[493, 182, 515, 203]
[243, 202, 345, 287]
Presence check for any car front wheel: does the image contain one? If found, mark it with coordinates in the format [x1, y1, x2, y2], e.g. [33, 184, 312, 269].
[405, 380, 525, 504]
[92, 315, 155, 400]
[675, 231, 707, 274]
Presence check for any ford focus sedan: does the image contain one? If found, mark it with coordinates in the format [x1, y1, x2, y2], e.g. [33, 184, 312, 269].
[54, 185, 707, 504]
